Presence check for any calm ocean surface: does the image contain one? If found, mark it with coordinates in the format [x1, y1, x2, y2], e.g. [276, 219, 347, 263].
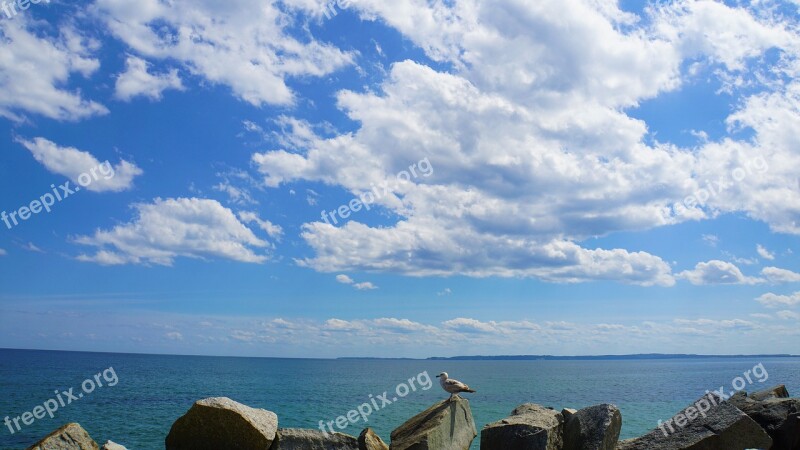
[1, 349, 798, 449]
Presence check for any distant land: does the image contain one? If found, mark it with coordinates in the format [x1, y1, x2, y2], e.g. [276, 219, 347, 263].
[339, 353, 800, 361]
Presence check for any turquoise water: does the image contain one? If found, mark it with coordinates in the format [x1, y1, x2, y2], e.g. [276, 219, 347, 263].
[1, 349, 799, 449]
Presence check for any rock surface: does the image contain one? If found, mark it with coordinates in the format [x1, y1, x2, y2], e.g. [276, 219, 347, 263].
[359, 428, 389, 450]
[271, 428, 358, 450]
[165, 397, 278, 450]
[563, 404, 621, 450]
[100, 442, 127, 450]
[617, 394, 773, 450]
[26, 423, 99, 450]
[561, 408, 578, 423]
[750, 385, 791, 401]
[481, 403, 563, 450]
[729, 389, 800, 450]
[390, 397, 477, 450]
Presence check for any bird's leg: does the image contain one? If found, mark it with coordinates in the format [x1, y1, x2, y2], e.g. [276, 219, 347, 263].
[448, 393, 454, 402]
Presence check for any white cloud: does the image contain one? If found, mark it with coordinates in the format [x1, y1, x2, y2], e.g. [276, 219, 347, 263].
[442, 318, 500, 334]
[702, 234, 719, 246]
[336, 274, 354, 284]
[18, 137, 142, 193]
[762, 267, 800, 283]
[252, 0, 800, 285]
[757, 244, 776, 261]
[678, 260, 763, 285]
[0, 248, 6, 256]
[437, 288, 452, 296]
[335, 274, 376, 290]
[238, 211, 283, 241]
[353, 282, 377, 291]
[0, 19, 107, 121]
[115, 55, 183, 101]
[92, 0, 354, 106]
[75, 197, 271, 265]
[776, 310, 800, 320]
[165, 332, 183, 341]
[756, 292, 800, 308]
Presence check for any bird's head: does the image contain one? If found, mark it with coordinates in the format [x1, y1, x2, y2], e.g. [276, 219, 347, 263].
[436, 372, 448, 379]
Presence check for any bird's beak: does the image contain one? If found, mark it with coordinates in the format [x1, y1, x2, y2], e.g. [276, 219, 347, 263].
[435, 375, 440, 378]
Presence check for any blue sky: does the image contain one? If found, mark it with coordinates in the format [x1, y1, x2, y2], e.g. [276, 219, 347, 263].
[0, 0, 798, 358]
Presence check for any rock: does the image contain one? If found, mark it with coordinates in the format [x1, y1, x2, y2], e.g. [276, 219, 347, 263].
[271, 428, 358, 450]
[390, 397, 477, 450]
[165, 397, 278, 450]
[359, 428, 389, 450]
[563, 404, 621, 450]
[561, 408, 578, 422]
[750, 385, 791, 401]
[26, 423, 99, 450]
[729, 391, 800, 450]
[617, 393, 772, 450]
[480, 403, 563, 450]
[100, 442, 127, 450]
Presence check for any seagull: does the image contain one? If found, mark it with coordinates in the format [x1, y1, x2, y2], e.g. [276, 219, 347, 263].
[436, 372, 476, 401]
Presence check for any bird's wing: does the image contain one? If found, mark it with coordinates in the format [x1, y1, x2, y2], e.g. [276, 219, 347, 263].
[444, 379, 470, 391]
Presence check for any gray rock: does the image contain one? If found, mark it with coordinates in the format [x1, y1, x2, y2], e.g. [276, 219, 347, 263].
[563, 404, 621, 450]
[100, 442, 126, 450]
[390, 397, 477, 450]
[359, 428, 389, 450]
[480, 403, 563, 450]
[617, 394, 772, 450]
[26, 423, 99, 450]
[165, 397, 278, 450]
[272, 428, 358, 450]
[561, 408, 578, 423]
[729, 392, 800, 450]
[750, 385, 791, 401]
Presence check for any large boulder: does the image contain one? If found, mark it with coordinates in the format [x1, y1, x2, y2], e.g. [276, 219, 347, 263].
[165, 397, 278, 450]
[563, 404, 621, 450]
[617, 394, 772, 450]
[750, 385, 791, 401]
[390, 397, 477, 450]
[480, 403, 563, 450]
[729, 390, 800, 450]
[359, 428, 389, 450]
[26, 423, 99, 450]
[271, 428, 358, 450]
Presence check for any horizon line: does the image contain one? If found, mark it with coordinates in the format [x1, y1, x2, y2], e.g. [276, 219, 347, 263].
[2, 347, 798, 360]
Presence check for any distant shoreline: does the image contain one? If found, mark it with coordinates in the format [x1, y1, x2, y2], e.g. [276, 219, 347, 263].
[2, 348, 798, 360]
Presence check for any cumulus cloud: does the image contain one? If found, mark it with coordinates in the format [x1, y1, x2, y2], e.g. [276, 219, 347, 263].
[757, 244, 776, 261]
[18, 137, 142, 192]
[253, 0, 800, 285]
[238, 211, 283, 241]
[335, 274, 377, 290]
[92, 0, 354, 106]
[756, 292, 800, 308]
[678, 260, 763, 285]
[0, 18, 107, 121]
[777, 310, 800, 320]
[115, 55, 183, 101]
[762, 267, 800, 283]
[75, 198, 271, 265]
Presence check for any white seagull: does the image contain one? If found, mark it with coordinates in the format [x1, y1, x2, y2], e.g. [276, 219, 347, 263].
[436, 372, 476, 401]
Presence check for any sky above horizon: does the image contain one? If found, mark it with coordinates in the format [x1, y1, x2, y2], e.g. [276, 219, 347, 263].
[0, 0, 799, 358]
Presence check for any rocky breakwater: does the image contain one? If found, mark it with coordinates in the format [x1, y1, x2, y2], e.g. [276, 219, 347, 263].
[24, 384, 800, 450]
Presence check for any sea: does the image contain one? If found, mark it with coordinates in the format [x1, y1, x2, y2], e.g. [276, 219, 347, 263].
[1, 349, 798, 449]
